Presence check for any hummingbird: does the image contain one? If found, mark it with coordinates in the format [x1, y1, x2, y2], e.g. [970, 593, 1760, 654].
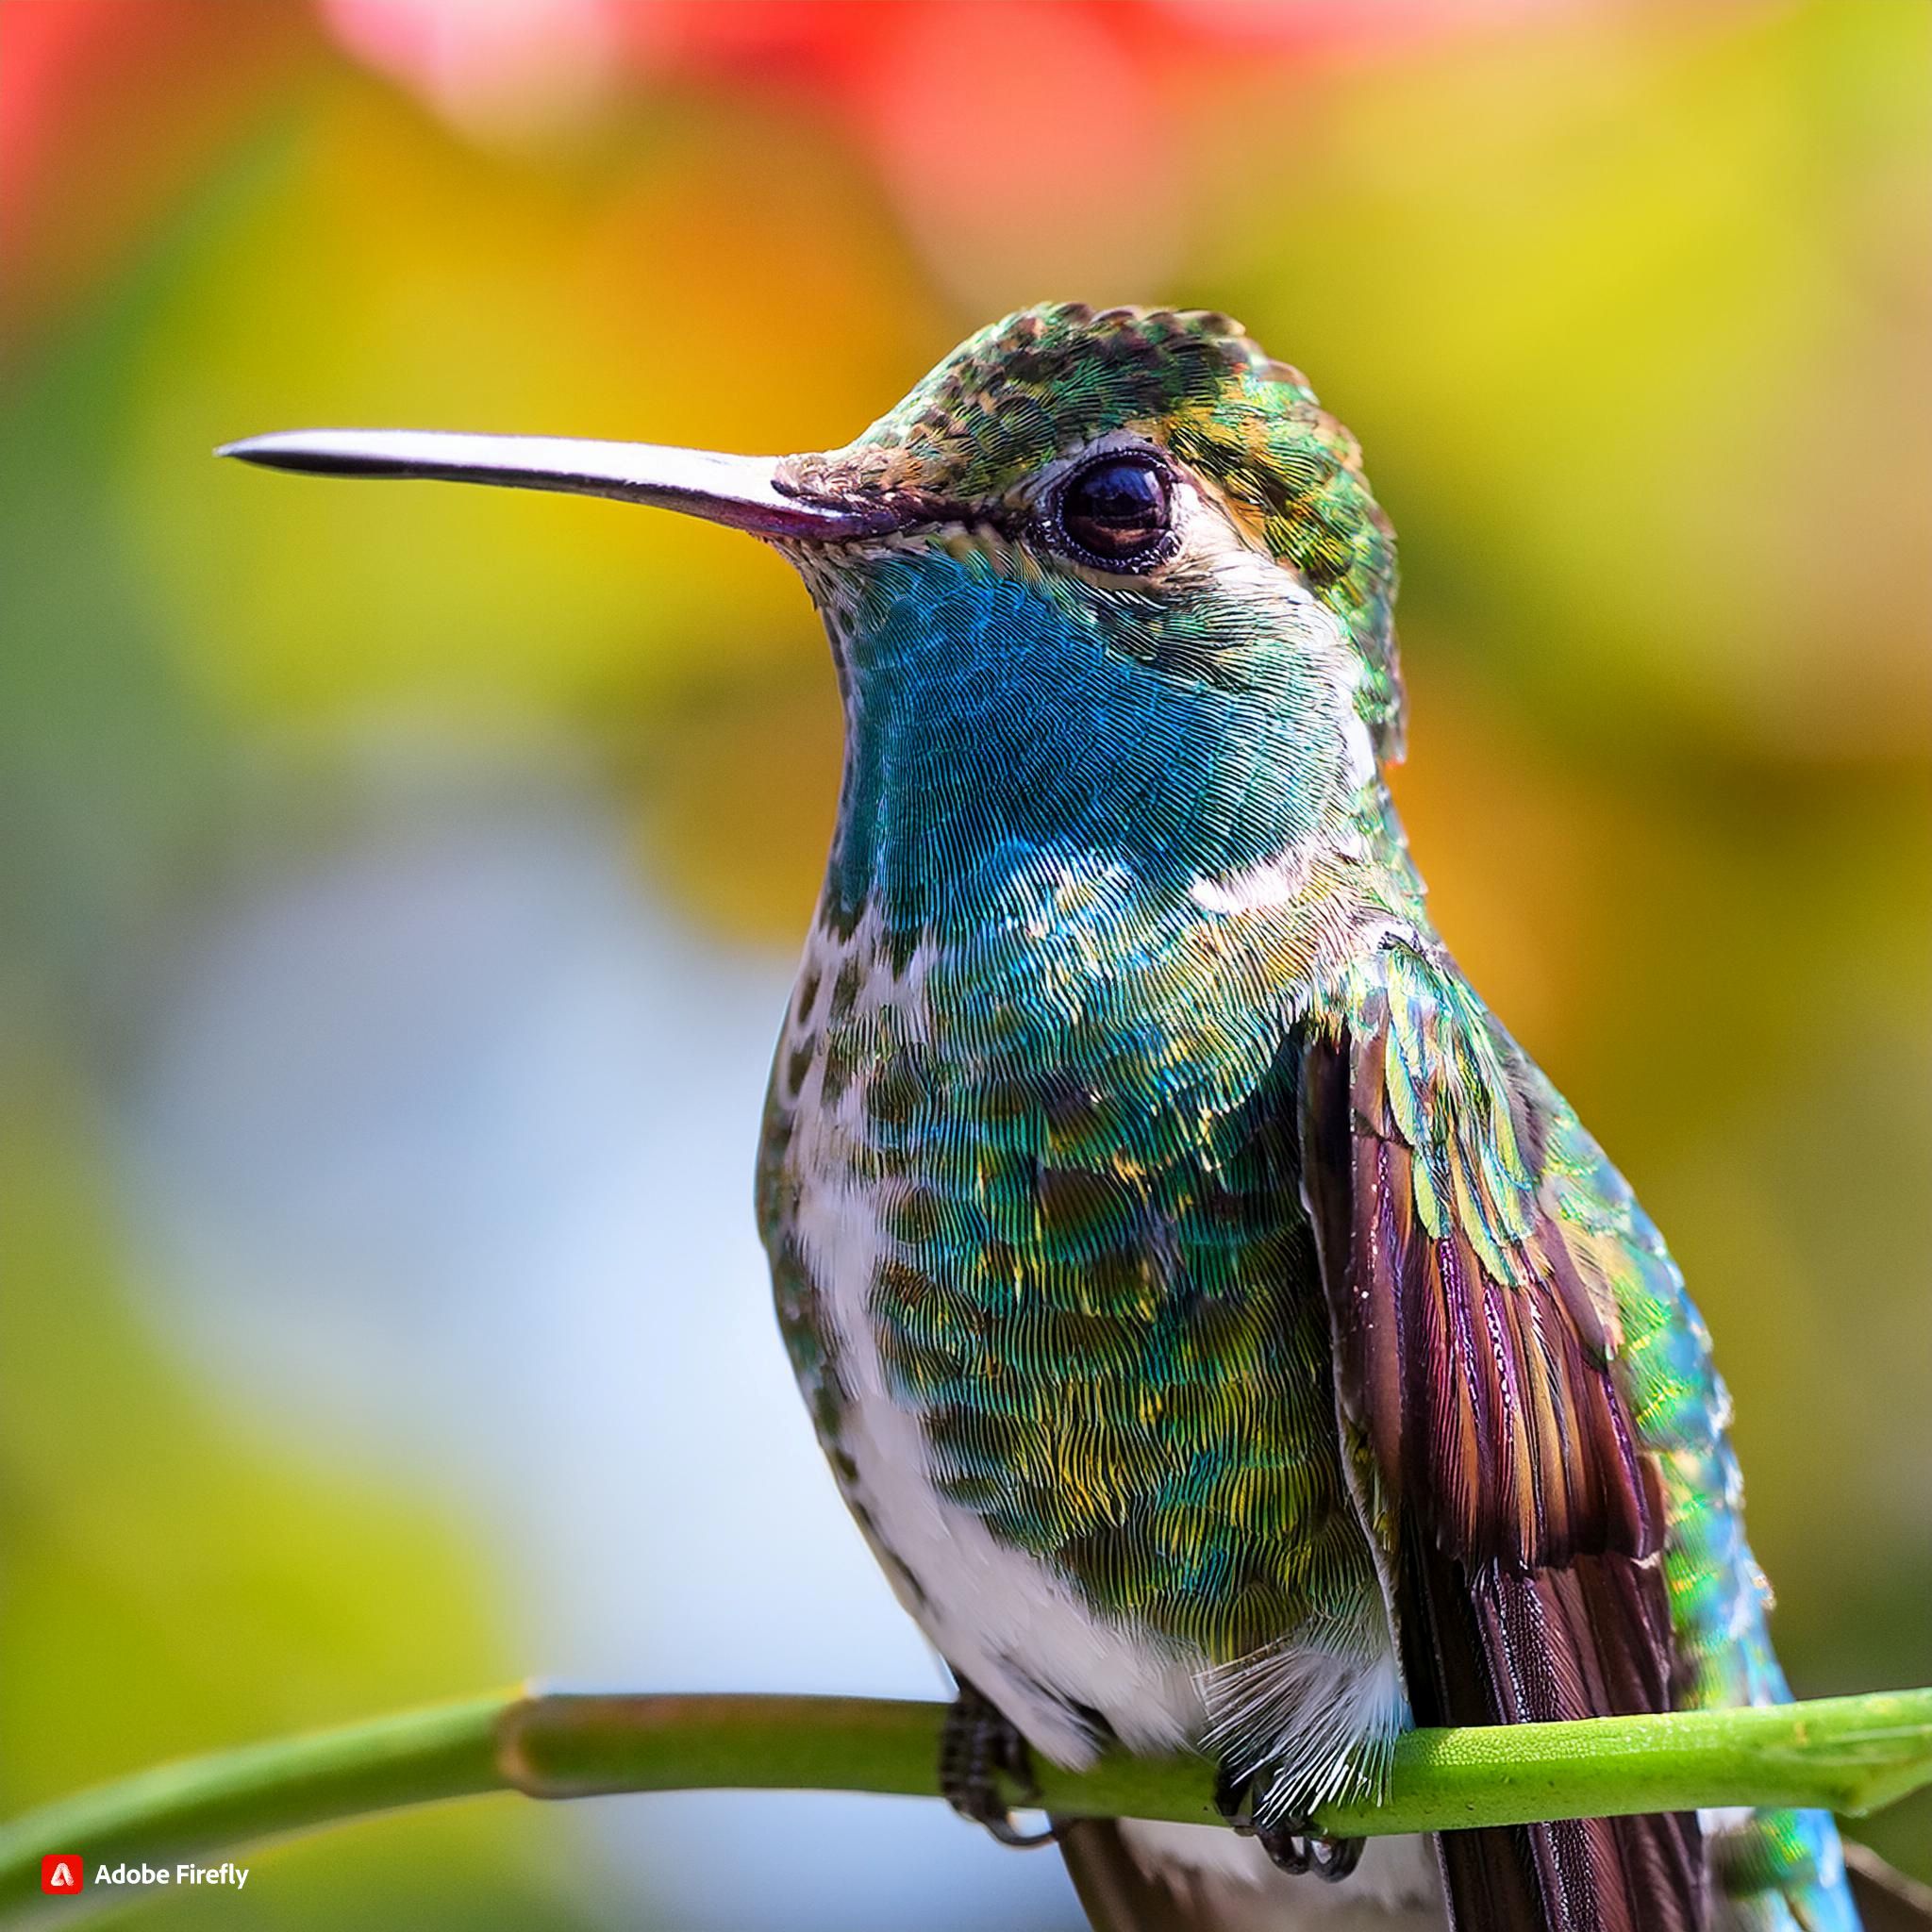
[225, 304, 1878, 1932]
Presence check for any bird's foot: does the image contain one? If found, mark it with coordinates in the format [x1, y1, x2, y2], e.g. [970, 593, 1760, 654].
[1214, 1764, 1363, 1882]
[939, 1681, 1056, 1850]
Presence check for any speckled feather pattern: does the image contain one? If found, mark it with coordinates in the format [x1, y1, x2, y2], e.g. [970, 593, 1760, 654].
[754, 305, 1858, 1931]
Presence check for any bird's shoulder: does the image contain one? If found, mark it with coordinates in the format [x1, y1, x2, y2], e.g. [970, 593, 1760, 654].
[1308, 935, 1716, 1533]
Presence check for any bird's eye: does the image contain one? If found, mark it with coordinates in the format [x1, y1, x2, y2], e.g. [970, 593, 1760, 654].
[1053, 454, 1174, 570]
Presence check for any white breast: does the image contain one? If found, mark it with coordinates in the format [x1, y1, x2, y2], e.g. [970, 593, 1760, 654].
[776, 911, 1206, 1768]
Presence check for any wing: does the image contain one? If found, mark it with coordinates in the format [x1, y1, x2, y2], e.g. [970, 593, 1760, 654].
[1297, 941, 1705, 1932]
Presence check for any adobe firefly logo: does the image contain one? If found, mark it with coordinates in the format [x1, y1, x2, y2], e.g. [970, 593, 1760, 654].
[41, 1855, 84, 1894]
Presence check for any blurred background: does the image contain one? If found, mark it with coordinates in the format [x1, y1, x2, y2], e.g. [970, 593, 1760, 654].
[2, 1, 1927, 1925]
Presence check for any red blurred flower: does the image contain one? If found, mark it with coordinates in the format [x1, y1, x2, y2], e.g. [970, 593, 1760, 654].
[1, 0, 1562, 345]
[1, 0, 314, 351]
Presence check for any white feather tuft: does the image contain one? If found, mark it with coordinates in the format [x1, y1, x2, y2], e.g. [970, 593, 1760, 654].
[1199, 1617, 1407, 1825]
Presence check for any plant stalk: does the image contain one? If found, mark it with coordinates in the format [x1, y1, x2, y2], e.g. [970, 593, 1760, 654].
[3, 1688, 1928, 1922]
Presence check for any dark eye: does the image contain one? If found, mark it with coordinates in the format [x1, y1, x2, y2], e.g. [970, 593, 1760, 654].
[1054, 454, 1174, 569]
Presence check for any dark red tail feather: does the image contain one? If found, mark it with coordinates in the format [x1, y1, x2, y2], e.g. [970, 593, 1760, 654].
[1404, 1528, 1705, 1932]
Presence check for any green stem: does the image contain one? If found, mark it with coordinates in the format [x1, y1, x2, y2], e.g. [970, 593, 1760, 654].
[3, 1688, 1928, 1922]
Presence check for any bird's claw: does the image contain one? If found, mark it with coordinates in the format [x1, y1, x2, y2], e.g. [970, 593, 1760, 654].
[1214, 1764, 1363, 1882]
[1258, 1827, 1362, 1881]
[940, 1682, 1056, 1850]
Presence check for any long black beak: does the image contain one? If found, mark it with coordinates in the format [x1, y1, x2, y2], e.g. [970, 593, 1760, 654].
[216, 429, 893, 541]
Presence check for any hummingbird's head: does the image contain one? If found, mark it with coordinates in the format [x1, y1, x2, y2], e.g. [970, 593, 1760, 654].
[778, 302, 1400, 764]
[224, 303, 1400, 927]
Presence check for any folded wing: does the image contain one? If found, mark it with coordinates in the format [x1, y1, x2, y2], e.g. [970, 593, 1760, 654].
[1298, 944, 1704, 1932]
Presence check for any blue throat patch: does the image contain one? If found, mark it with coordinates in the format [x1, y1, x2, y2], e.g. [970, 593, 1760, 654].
[822, 547, 1342, 933]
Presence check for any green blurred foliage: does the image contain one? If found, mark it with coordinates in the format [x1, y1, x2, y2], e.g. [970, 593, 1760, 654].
[2, 0, 1925, 1907]
[0, 1079, 591, 1927]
